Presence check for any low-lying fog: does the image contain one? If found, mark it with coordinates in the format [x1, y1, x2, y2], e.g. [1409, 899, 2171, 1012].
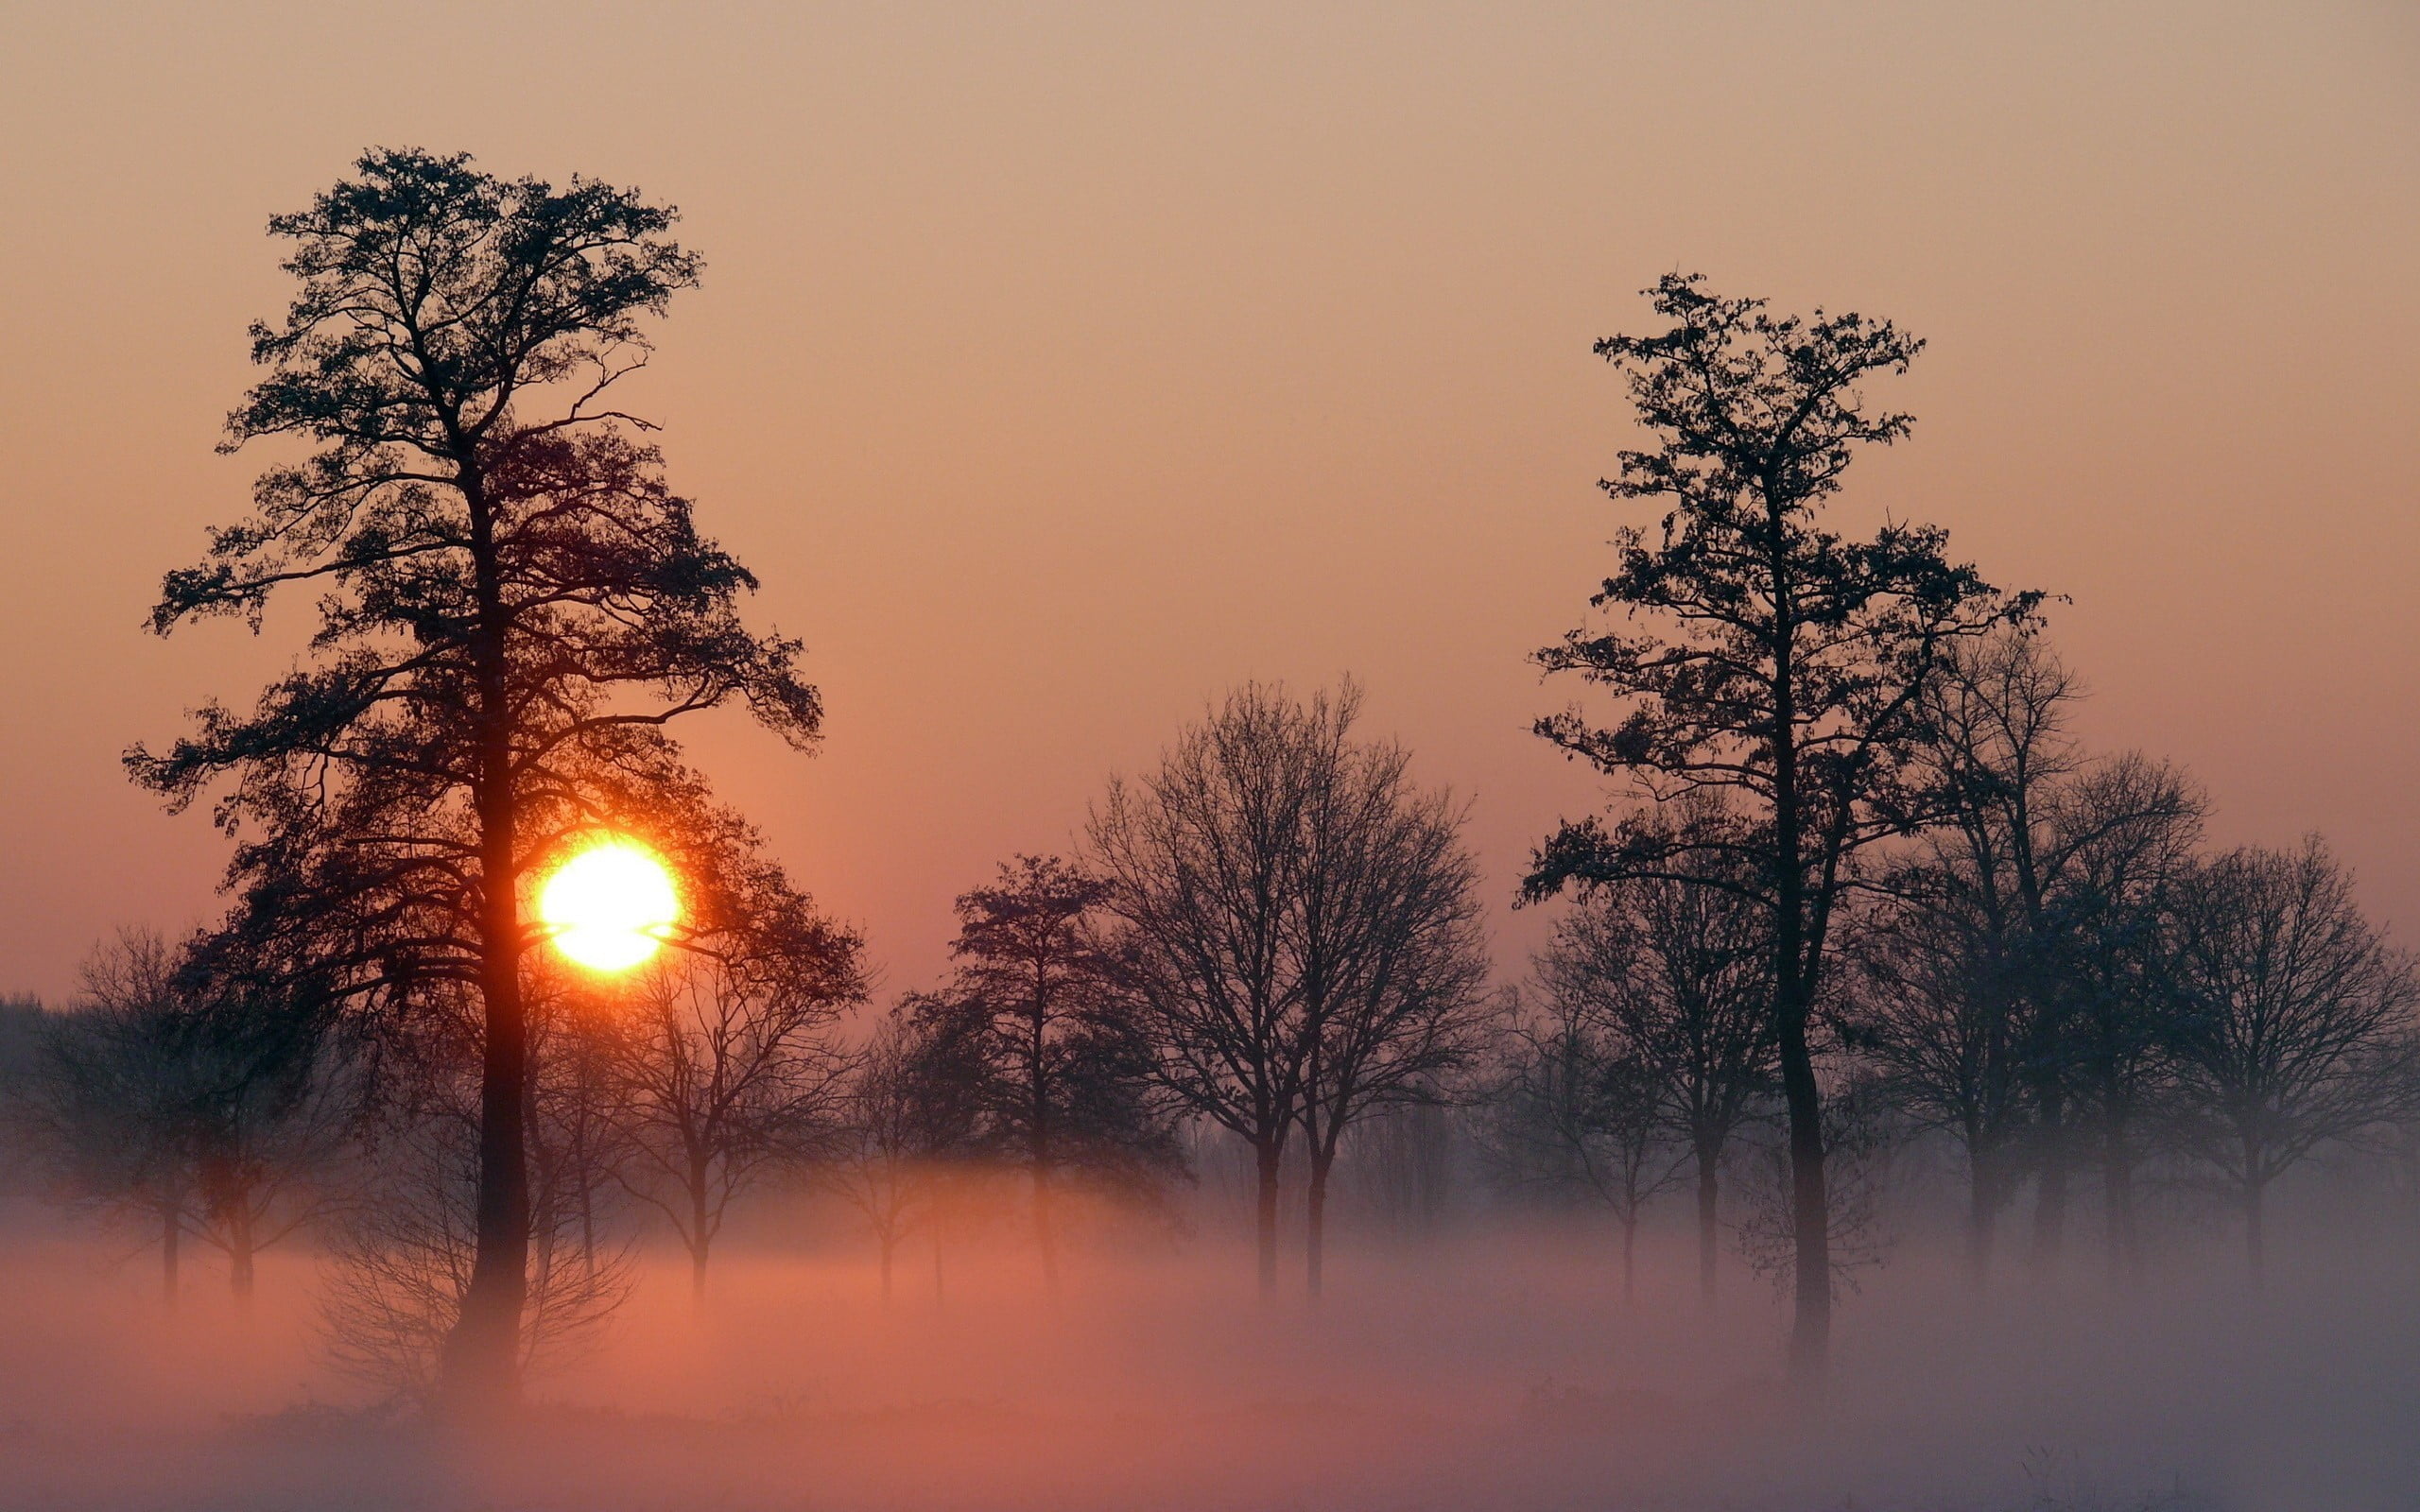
[3, 1200, 2412, 1512]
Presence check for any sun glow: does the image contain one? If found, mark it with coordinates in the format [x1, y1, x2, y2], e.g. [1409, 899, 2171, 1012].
[540, 840, 680, 971]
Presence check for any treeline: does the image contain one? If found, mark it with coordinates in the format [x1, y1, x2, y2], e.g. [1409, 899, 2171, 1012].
[15, 146, 2411, 1410]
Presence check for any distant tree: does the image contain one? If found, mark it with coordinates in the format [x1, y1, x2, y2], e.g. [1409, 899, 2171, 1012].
[21, 930, 349, 1301]
[936, 854, 1179, 1294]
[1092, 681, 1478, 1298]
[824, 999, 996, 1302]
[1527, 275, 2037, 1381]
[1287, 714, 1492, 1299]
[1090, 684, 1329, 1299]
[1870, 628, 2203, 1284]
[131, 148, 823, 1409]
[2169, 839, 2419, 1285]
[1478, 1000, 1679, 1304]
[1535, 802, 1775, 1311]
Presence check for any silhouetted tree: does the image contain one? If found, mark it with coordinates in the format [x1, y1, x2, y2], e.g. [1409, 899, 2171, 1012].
[20, 930, 350, 1301]
[1527, 275, 2037, 1382]
[935, 854, 1179, 1294]
[1090, 684, 1330, 1299]
[1478, 996, 1680, 1305]
[130, 148, 821, 1410]
[1535, 801, 1775, 1311]
[2169, 839, 2419, 1285]
[1288, 711, 1492, 1299]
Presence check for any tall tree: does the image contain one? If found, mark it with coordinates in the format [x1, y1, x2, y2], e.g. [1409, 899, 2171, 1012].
[1526, 275, 2036, 1382]
[2169, 839, 2418, 1285]
[129, 148, 821, 1410]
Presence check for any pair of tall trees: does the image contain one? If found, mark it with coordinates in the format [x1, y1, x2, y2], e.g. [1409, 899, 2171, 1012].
[1092, 681, 1492, 1298]
[132, 149, 844, 1411]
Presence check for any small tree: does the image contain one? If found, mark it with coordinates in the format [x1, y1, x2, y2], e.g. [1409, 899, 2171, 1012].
[1535, 803, 1775, 1310]
[1527, 275, 2036, 1381]
[937, 854, 1177, 1294]
[602, 852, 862, 1300]
[132, 148, 824, 1409]
[824, 1001, 996, 1302]
[2169, 839, 2419, 1285]
[1478, 998, 1681, 1305]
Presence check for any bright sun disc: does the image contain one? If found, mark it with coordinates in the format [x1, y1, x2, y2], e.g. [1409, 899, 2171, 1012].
[540, 841, 679, 971]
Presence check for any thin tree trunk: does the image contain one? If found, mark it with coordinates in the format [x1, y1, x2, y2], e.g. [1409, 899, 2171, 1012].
[229, 1203, 255, 1301]
[1305, 1152, 1332, 1302]
[1695, 1142, 1720, 1314]
[160, 1198, 180, 1308]
[932, 1226, 946, 1308]
[1033, 1163, 1060, 1297]
[1620, 1213, 1638, 1309]
[2244, 1156, 2267, 1291]
[2031, 1091, 2067, 1280]
[879, 1233, 894, 1304]
[1254, 1137, 1282, 1302]
[1966, 1145, 1997, 1294]
[2103, 1117, 2139, 1287]
[690, 1171, 711, 1305]
[1776, 976, 1830, 1385]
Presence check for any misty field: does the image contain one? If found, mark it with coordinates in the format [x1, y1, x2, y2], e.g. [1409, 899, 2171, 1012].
[1, 1211, 2412, 1511]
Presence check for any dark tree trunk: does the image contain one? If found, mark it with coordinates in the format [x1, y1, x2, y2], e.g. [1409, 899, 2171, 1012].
[229, 1203, 256, 1301]
[878, 1233, 895, 1304]
[441, 480, 532, 1417]
[1254, 1137, 1282, 1302]
[160, 1198, 180, 1308]
[1776, 974, 1830, 1385]
[2102, 1116, 2139, 1286]
[1305, 1149, 1333, 1302]
[1966, 1145, 1999, 1293]
[1694, 1140, 1720, 1314]
[2031, 1094, 2067, 1281]
[690, 1163, 712, 1304]
[1620, 1212, 1638, 1309]
[932, 1229, 946, 1308]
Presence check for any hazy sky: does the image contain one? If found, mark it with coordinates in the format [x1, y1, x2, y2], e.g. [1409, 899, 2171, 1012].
[2, 1, 2414, 1005]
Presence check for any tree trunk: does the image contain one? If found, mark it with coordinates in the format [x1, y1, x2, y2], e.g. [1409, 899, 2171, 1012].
[2030, 1091, 2067, 1280]
[1254, 1137, 1282, 1302]
[2102, 1118, 2139, 1287]
[1776, 978, 1830, 1386]
[229, 1203, 256, 1302]
[1305, 1150, 1332, 1302]
[160, 1197, 180, 1308]
[690, 1168, 712, 1305]
[1620, 1212, 1638, 1309]
[878, 1233, 894, 1305]
[2244, 1157, 2268, 1291]
[1695, 1141, 1720, 1314]
[1033, 1162, 1060, 1297]
[440, 464, 530, 1418]
[1966, 1146, 1998, 1294]
[932, 1229, 946, 1308]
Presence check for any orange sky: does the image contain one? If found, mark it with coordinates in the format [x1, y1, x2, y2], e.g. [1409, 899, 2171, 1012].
[2, 1, 2415, 1005]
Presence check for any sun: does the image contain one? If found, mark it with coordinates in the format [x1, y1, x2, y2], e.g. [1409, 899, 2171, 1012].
[539, 840, 680, 971]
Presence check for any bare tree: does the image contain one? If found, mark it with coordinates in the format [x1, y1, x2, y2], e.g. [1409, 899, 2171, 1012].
[2169, 838, 2419, 1285]
[1089, 683, 1328, 1299]
[1478, 999, 1681, 1305]
[604, 933, 857, 1301]
[823, 1000, 995, 1302]
[1536, 810, 1775, 1311]
[1290, 723, 1492, 1299]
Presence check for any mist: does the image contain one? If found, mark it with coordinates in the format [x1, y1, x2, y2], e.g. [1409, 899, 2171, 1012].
[1, 1166, 2414, 1512]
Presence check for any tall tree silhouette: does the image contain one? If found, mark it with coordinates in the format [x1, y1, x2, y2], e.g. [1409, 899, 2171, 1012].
[128, 148, 821, 1411]
[1527, 275, 2036, 1383]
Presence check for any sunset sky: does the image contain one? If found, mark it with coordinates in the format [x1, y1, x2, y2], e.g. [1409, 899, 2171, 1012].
[2, 0, 2413, 1005]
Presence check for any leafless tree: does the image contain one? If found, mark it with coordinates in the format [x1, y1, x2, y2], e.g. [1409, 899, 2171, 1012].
[1290, 722, 1491, 1299]
[822, 1000, 994, 1302]
[604, 944, 856, 1301]
[1536, 801, 1775, 1311]
[1090, 683, 1328, 1299]
[2168, 838, 2420, 1285]
[1477, 995, 1682, 1305]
